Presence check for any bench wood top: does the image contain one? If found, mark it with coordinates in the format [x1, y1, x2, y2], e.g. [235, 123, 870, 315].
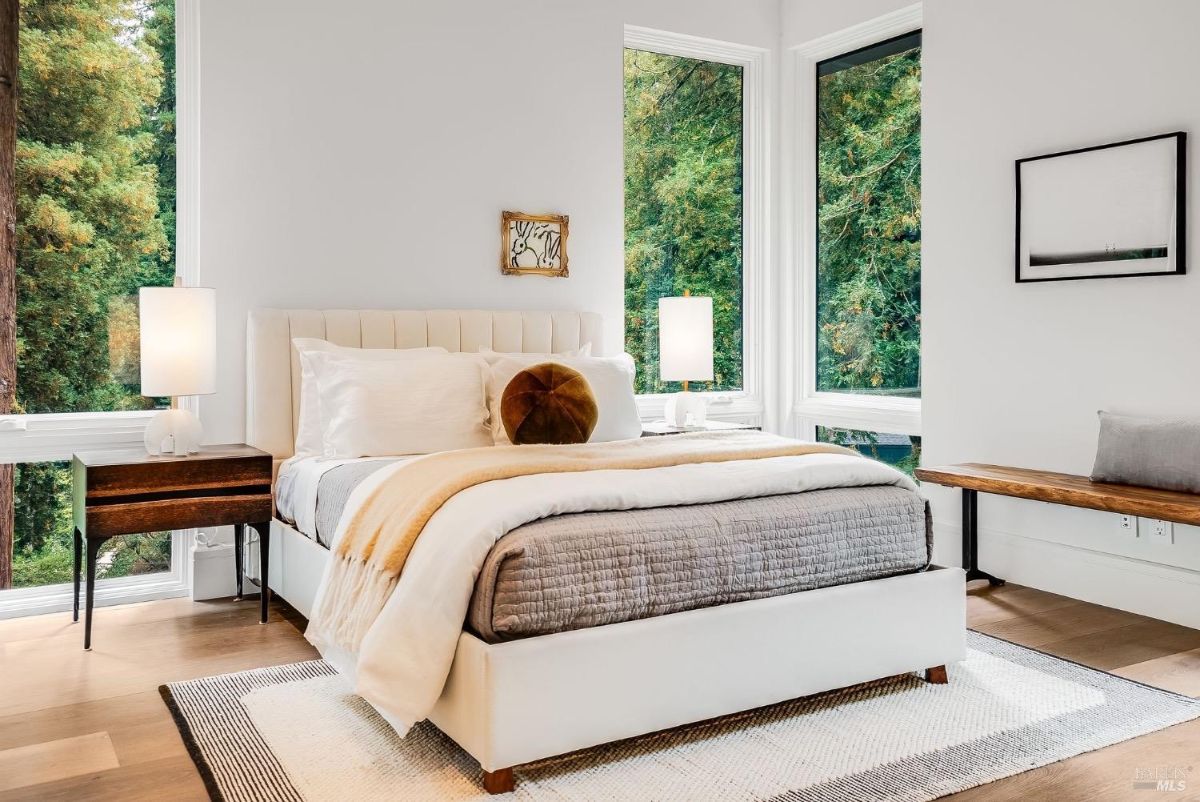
[915, 463, 1200, 526]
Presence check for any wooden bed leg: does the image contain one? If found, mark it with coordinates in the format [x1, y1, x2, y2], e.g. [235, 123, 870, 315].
[482, 767, 515, 794]
[924, 665, 948, 684]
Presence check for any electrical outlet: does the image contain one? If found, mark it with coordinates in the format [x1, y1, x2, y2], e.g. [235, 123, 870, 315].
[1148, 519, 1174, 545]
[1118, 514, 1137, 536]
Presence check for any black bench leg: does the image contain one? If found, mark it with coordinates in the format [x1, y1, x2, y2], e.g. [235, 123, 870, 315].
[251, 521, 270, 623]
[73, 527, 82, 622]
[962, 489, 1004, 586]
[84, 536, 110, 650]
[234, 523, 245, 600]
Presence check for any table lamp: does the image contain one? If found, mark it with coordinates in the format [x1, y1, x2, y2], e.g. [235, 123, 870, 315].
[139, 286, 216, 456]
[658, 291, 713, 428]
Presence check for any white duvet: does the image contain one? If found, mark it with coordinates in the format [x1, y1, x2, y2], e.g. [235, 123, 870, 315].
[306, 450, 918, 736]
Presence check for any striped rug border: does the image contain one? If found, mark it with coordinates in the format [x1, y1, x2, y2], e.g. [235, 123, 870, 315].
[160, 634, 1200, 801]
[160, 683, 227, 802]
[770, 630, 1200, 802]
[161, 660, 337, 802]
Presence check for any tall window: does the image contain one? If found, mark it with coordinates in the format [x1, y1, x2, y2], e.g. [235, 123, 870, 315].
[2, 0, 177, 595]
[815, 31, 921, 398]
[623, 47, 744, 395]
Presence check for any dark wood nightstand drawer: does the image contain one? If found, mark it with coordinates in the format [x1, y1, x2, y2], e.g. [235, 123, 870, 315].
[73, 445, 273, 539]
[82, 493, 272, 539]
[82, 457, 270, 500]
[76, 445, 271, 501]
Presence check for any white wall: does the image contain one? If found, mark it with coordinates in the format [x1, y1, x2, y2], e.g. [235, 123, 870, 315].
[922, 0, 1200, 627]
[196, 0, 778, 445]
[782, 0, 911, 42]
[785, 0, 1200, 627]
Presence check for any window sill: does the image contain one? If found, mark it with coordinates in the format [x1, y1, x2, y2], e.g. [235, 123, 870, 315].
[637, 392, 764, 425]
[0, 572, 190, 620]
[0, 411, 157, 463]
[794, 394, 921, 435]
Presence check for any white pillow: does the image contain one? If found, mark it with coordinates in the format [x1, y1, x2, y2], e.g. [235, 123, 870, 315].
[292, 338, 447, 457]
[478, 343, 592, 363]
[488, 354, 640, 444]
[309, 351, 492, 458]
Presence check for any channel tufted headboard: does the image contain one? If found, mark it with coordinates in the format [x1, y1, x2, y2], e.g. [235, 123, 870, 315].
[246, 308, 605, 460]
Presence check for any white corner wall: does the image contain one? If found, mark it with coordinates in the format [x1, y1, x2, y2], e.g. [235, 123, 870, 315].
[195, 0, 778, 445]
[922, 0, 1200, 628]
[787, 0, 1200, 627]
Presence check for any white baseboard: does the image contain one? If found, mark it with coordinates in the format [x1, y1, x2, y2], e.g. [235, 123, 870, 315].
[936, 522, 1200, 630]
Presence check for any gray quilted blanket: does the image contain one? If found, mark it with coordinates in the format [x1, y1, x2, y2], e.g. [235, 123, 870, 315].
[468, 486, 930, 642]
[310, 461, 930, 643]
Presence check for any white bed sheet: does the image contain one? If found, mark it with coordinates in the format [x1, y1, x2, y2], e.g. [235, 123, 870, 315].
[276, 455, 410, 539]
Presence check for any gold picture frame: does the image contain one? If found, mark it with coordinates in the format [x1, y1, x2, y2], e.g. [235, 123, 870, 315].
[500, 211, 569, 277]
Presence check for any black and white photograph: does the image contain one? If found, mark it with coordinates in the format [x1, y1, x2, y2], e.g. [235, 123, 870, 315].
[1016, 131, 1186, 281]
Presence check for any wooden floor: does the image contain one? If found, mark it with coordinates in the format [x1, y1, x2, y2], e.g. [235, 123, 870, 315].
[1, 583, 1199, 801]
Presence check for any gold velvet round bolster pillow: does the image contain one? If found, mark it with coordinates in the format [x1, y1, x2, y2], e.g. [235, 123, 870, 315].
[501, 362, 598, 445]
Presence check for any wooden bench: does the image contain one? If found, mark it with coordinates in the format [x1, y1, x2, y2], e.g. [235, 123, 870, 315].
[915, 463, 1200, 586]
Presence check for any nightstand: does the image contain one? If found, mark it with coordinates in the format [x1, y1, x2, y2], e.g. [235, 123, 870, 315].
[72, 444, 273, 650]
[641, 420, 761, 437]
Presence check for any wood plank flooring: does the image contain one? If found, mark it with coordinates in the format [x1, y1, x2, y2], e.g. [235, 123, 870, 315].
[1, 583, 1198, 800]
[0, 596, 316, 802]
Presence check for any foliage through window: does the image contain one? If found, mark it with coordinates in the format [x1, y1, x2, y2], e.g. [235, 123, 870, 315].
[12, 462, 170, 588]
[816, 32, 921, 398]
[4, 0, 177, 590]
[815, 426, 921, 478]
[624, 48, 743, 394]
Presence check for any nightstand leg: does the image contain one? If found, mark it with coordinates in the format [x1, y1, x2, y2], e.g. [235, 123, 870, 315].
[73, 527, 82, 622]
[84, 536, 109, 650]
[251, 521, 270, 623]
[233, 523, 245, 600]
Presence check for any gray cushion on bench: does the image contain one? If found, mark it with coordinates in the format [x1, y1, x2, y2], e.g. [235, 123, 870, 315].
[1090, 411, 1200, 493]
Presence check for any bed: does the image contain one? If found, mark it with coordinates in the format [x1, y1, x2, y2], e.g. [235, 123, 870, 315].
[247, 307, 966, 793]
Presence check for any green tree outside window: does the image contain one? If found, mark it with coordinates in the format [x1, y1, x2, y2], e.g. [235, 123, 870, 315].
[624, 49, 744, 395]
[10, 0, 177, 588]
[816, 36, 921, 397]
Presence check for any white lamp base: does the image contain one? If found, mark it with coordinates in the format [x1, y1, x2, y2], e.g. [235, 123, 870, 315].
[663, 391, 708, 428]
[144, 408, 203, 456]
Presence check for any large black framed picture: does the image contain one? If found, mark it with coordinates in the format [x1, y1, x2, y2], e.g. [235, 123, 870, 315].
[1015, 131, 1186, 282]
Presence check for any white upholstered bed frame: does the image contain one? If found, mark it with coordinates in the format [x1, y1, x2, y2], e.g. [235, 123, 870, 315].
[246, 308, 966, 793]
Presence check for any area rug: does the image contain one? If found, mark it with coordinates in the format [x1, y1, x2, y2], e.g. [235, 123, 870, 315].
[160, 631, 1200, 801]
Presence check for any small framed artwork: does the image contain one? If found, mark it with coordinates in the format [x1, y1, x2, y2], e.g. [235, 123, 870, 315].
[501, 211, 569, 277]
[1016, 131, 1186, 282]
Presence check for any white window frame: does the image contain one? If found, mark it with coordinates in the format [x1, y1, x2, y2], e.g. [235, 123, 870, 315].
[623, 26, 770, 426]
[0, 0, 200, 619]
[785, 4, 923, 440]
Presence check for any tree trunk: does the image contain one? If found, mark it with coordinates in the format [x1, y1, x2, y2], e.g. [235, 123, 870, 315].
[0, 465, 11, 589]
[0, 0, 18, 589]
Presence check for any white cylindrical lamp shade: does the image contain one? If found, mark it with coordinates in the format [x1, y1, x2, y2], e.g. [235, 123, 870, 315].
[658, 295, 714, 383]
[139, 287, 217, 397]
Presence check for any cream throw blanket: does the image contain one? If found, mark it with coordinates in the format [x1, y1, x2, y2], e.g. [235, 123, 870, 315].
[309, 431, 855, 651]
